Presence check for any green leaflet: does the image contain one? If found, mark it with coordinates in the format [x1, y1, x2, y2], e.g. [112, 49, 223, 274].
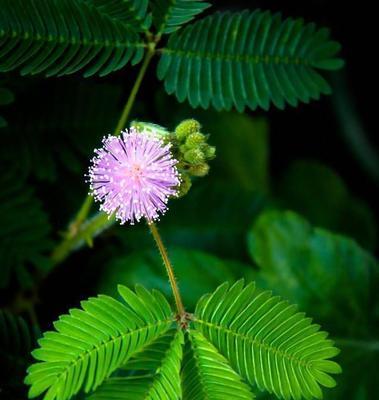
[88, 330, 184, 399]
[194, 280, 341, 400]
[84, 0, 151, 31]
[151, 0, 210, 34]
[0, 310, 38, 395]
[0, 0, 145, 77]
[157, 10, 344, 111]
[24, 285, 174, 400]
[182, 330, 255, 399]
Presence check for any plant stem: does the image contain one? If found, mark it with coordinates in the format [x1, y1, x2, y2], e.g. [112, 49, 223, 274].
[148, 222, 185, 316]
[50, 45, 156, 264]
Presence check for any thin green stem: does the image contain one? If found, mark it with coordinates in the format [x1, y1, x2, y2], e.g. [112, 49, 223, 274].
[148, 222, 185, 317]
[50, 44, 156, 264]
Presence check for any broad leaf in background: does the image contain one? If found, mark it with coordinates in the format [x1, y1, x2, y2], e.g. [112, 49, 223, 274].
[158, 10, 344, 112]
[99, 247, 253, 310]
[155, 90, 270, 192]
[277, 160, 377, 250]
[247, 210, 379, 399]
[116, 181, 266, 259]
[152, 0, 210, 34]
[0, 0, 145, 77]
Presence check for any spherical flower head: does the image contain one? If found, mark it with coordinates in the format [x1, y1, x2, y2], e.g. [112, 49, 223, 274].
[88, 127, 180, 225]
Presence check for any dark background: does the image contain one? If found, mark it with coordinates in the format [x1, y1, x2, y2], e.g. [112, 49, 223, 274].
[0, 1, 378, 399]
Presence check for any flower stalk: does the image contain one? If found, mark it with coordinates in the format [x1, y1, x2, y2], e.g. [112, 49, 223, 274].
[148, 222, 185, 317]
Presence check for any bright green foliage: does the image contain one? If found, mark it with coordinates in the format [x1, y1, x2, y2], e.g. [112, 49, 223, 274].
[0, 165, 53, 288]
[182, 330, 255, 399]
[85, 0, 151, 31]
[194, 280, 342, 399]
[157, 10, 344, 111]
[152, 0, 211, 34]
[0, 0, 145, 77]
[24, 285, 174, 400]
[88, 330, 184, 399]
[26, 282, 341, 400]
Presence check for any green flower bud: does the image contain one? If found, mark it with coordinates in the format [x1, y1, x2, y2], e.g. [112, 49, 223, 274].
[184, 148, 205, 164]
[185, 132, 206, 148]
[176, 173, 192, 198]
[188, 163, 210, 177]
[203, 145, 216, 160]
[131, 120, 169, 138]
[179, 144, 190, 154]
[175, 119, 201, 141]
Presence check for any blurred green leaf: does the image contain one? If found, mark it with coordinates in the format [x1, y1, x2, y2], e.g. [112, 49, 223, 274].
[0, 87, 15, 105]
[277, 160, 377, 250]
[247, 210, 379, 399]
[99, 247, 253, 311]
[0, 115, 6, 128]
[0, 310, 38, 397]
[0, 161, 54, 288]
[116, 180, 266, 260]
[155, 91, 270, 193]
[6, 82, 122, 182]
[205, 113, 269, 192]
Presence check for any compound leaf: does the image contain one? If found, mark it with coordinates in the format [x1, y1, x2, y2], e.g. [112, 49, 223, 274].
[25, 285, 174, 400]
[194, 280, 342, 399]
[158, 10, 344, 111]
[152, 0, 210, 34]
[87, 329, 183, 399]
[0, 0, 145, 77]
[182, 330, 255, 399]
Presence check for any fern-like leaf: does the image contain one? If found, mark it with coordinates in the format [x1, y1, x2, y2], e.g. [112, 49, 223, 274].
[84, 0, 151, 31]
[25, 285, 174, 400]
[0, 0, 145, 77]
[157, 10, 344, 111]
[152, 0, 210, 34]
[88, 330, 184, 399]
[0, 310, 37, 365]
[0, 163, 53, 288]
[194, 280, 342, 400]
[182, 330, 255, 399]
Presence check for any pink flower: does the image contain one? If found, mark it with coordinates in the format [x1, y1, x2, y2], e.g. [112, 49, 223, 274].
[88, 128, 180, 224]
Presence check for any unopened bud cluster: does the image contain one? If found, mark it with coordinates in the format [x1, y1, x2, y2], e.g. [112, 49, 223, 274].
[131, 119, 215, 198]
[174, 119, 216, 197]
